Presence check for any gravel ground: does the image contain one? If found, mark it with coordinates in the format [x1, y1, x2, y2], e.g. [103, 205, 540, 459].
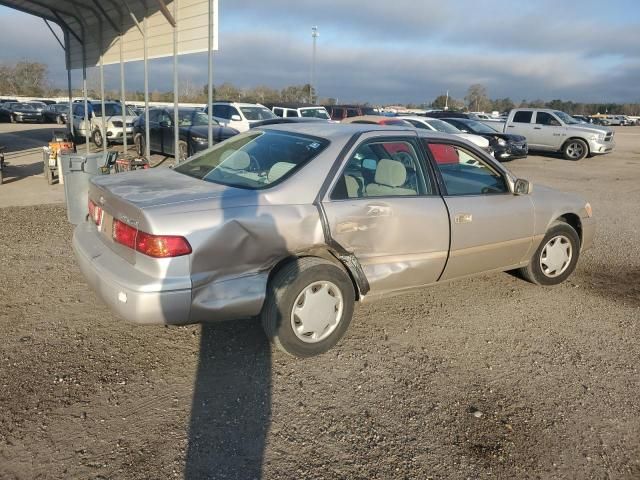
[0, 128, 639, 479]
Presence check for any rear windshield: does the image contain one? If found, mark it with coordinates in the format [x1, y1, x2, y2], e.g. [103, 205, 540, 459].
[240, 106, 277, 121]
[300, 107, 330, 119]
[174, 130, 329, 189]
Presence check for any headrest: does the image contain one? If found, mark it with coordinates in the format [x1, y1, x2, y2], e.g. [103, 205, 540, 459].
[374, 159, 406, 187]
[221, 150, 251, 170]
[268, 162, 296, 182]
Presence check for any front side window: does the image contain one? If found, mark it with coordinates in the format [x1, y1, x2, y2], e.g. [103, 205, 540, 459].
[174, 130, 328, 190]
[427, 143, 508, 195]
[300, 108, 330, 119]
[239, 106, 276, 121]
[178, 110, 217, 127]
[513, 111, 533, 123]
[535, 112, 560, 126]
[331, 139, 430, 200]
[213, 104, 230, 119]
[147, 110, 161, 123]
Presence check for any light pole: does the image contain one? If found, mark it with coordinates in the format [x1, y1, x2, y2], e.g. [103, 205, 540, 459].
[310, 26, 319, 104]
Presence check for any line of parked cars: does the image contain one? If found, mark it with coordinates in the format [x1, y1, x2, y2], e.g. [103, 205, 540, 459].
[0, 99, 69, 124]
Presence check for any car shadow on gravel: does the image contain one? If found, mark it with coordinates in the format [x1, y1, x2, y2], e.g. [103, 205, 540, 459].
[185, 319, 272, 479]
[580, 264, 640, 309]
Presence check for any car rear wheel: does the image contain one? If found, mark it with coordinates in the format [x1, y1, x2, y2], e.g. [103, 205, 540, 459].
[134, 135, 145, 157]
[261, 257, 355, 358]
[517, 221, 580, 286]
[563, 139, 588, 161]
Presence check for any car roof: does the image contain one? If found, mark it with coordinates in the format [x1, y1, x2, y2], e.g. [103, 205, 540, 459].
[341, 115, 396, 123]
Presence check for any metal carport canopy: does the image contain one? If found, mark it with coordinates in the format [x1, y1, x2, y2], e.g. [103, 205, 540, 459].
[0, 0, 219, 158]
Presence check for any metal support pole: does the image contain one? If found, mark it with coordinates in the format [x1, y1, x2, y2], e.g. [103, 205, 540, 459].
[207, 0, 213, 147]
[311, 26, 318, 105]
[143, 9, 150, 160]
[82, 51, 89, 154]
[173, 0, 180, 161]
[100, 57, 106, 154]
[64, 30, 74, 139]
[120, 32, 127, 154]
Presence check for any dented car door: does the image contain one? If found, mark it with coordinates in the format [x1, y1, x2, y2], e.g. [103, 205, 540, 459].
[321, 133, 450, 296]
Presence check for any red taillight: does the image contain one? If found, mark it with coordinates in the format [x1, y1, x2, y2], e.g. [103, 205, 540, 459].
[112, 219, 191, 258]
[113, 219, 137, 249]
[88, 199, 102, 226]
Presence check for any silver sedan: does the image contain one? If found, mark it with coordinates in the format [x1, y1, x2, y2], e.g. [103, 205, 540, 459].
[73, 123, 594, 357]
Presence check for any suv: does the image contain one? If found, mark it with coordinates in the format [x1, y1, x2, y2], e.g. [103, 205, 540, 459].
[323, 105, 364, 121]
[270, 103, 330, 120]
[205, 102, 276, 132]
[71, 101, 138, 146]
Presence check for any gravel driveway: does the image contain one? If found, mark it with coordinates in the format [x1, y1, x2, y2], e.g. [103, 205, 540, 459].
[0, 128, 639, 479]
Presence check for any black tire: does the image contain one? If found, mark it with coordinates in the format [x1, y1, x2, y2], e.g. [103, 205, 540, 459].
[134, 135, 145, 157]
[92, 129, 104, 148]
[261, 257, 355, 358]
[562, 138, 588, 161]
[177, 140, 189, 162]
[517, 221, 580, 286]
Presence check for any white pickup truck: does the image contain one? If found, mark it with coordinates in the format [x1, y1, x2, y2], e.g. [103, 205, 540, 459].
[497, 109, 615, 160]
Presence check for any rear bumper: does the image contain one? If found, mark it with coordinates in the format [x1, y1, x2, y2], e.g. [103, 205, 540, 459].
[73, 222, 192, 325]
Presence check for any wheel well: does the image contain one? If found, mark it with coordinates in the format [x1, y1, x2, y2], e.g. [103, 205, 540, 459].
[562, 137, 590, 155]
[556, 213, 582, 244]
[267, 251, 362, 301]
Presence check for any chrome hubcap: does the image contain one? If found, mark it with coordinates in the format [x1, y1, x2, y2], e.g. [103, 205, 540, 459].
[566, 142, 584, 159]
[540, 235, 572, 278]
[290, 281, 343, 343]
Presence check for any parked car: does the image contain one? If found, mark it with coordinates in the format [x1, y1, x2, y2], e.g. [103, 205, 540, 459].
[33, 99, 57, 105]
[571, 115, 592, 124]
[401, 116, 492, 152]
[71, 101, 138, 147]
[500, 109, 614, 160]
[341, 115, 415, 127]
[204, 102, 276, 132]
[42, 103, 69, 124]
[133, 107, 238, 160]
[323, 105, 364, 121]
[0, 102, 44, 123]
[74, 123, 594, 357]
[269, 103, 331, 120]
[441, 118, 528, 161]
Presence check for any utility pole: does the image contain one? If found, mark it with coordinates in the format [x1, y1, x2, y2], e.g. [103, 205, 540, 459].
[445, 90, 449, 110]
[310, 26, 319, 104]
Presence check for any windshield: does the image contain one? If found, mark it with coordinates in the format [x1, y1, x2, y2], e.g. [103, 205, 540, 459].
[174, 130, 329, 189]
[178, 110, 217, 127]
[425, 118, 461, 134]
[93, 103, 136, 117]
[240, 106, 276, 121]
[28, 102, 45, 109]
[461, 120, 498, 134]
[553, 111, 579, 125]
[300, 107, 330, 119]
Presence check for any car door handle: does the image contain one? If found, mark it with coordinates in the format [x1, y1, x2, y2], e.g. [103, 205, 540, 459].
[507, 125, 515, 128]
[534, 126, 542, 130]
[366, 204, 391, 216]
[455, 213, 473, 224]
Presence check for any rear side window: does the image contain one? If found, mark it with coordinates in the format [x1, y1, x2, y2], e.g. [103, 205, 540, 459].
[346, 108, 360, 117]
[512, 111, 533, 123]
[273, 108, 284, 117]
[174, 130, 328, 190]
[286, 109, 300, 118]
[331, 139, 431, 200]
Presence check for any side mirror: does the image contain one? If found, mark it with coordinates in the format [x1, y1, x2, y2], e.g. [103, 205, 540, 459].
[230, 114, 242, 121]
[514, 178, 532, 195]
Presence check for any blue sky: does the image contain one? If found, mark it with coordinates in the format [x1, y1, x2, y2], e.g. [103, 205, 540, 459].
[0, 0, 639, 104]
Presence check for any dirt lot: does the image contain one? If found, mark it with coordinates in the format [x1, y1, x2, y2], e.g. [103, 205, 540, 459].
[0, 124, 639, 479]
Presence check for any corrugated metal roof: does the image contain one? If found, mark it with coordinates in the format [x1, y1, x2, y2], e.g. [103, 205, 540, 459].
[0, 0, 218, 69]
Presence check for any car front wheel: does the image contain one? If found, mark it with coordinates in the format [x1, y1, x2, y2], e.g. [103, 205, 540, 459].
[517, 221, 580, 286]
[261, 257, 355, 357]
[563, 139, 588, 161]
[92, 129, 105, 148]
